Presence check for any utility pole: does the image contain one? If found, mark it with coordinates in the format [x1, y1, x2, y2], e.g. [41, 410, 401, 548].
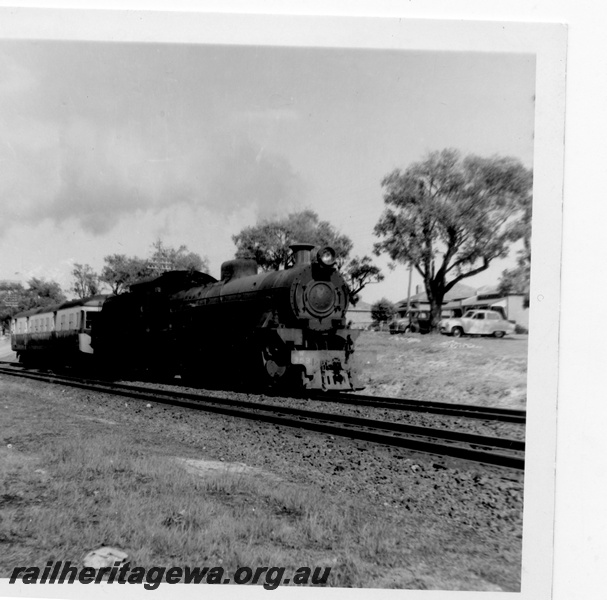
[406, 264, 412, 313]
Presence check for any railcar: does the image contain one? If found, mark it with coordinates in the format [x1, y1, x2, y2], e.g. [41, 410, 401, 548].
[11, 295, 108, 365]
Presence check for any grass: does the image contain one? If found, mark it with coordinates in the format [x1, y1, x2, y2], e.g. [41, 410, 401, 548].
[356, 330, 528, 408]
[0, 391, 405, 587]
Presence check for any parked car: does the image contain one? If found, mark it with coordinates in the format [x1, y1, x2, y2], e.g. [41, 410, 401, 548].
[439, 309, 515, 338]
[389, 309, 433, 334]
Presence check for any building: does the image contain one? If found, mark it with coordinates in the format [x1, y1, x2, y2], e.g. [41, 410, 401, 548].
[345, 300, 373, 330]
[394, 283, 477, 317]
[394, 283, 529, 331]
[459, 285, 529, 330]
[0, 280, 22, 308]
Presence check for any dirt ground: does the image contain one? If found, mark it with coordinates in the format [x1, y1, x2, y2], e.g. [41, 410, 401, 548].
[0, 335, 15, 361]
[356, 331, 528, 408]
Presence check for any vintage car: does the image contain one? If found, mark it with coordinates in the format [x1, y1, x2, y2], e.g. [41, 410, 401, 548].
[389, 308, 463, 335]
[439, 309, 516, 338]
[389, 309, 432, 334]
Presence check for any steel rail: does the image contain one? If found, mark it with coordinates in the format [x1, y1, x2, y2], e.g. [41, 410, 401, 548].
[0, 365, 524, 470]
[0, 360, 526, 423]
[291, 390, 527, 423]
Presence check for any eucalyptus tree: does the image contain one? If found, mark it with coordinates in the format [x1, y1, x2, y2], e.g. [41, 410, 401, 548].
[374, 149, 532, 328]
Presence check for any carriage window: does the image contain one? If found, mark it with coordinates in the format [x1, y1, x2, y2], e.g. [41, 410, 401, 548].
[487, 312, 499, 320]
[85, 311, 98, 330]
[473, 313, 485, 320]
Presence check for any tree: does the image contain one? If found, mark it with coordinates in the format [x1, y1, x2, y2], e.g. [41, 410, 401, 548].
[0, 279, 66, 333]
[498, 187, 532, 307]
[233, 210, 353, 271]
[149, 240, 209, 274]
[498, 261, 530, 308]
[343, 255, 384, 306]
[0, 281, 25, 334]
[374, 149, 532, 329]
[99, 243, 209, 295]
[19, 278, 67, 311]
[371, 298, 395, 325]
[100, 254, 155, 295]
[71, 263, 100, 299]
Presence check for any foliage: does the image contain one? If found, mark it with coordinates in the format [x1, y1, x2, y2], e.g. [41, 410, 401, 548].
[149, 240, 209, 274]
[498, 261, 530, 309]
[0, 282, 25, 333]
[99, 255, 155, 295]
[498, 188, 532, 308]
[233, 210, 353, 271]
[374, 149, 532, 328]
[71, 263, 100, 299]
[233, 210, 383, 303]
[20, 278, 67, 310]
[0, 281, 24, 293]
[0, 278, 67, 332]
[370, 298, 395, 324]
[343, 256, 384, 306]
[99, 242, 209, 295]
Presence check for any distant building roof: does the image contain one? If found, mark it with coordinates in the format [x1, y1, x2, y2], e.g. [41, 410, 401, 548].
[348, 300, 372, 312]
[475, 285, 504, 299]
[395, 282, 477, 308]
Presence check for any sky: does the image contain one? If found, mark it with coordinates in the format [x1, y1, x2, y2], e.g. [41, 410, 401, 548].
[0, 39, 535, 304]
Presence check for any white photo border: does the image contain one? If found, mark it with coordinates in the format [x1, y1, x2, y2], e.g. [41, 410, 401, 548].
[0, 7, 566, 600]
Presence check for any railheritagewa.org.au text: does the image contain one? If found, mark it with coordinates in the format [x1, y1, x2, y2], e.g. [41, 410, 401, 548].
[9, 561, 332, 590]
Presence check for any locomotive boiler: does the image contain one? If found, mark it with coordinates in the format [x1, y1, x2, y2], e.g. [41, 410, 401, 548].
[93, 244, 363, 391]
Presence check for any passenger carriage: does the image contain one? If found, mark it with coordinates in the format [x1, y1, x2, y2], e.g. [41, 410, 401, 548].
[11, 295, 109, 365]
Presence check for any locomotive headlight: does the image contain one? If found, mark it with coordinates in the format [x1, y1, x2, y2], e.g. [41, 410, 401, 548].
[316, 246, 337, 268]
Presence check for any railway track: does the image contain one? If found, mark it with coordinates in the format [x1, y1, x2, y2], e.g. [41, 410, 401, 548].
[295, 390, 526, 424]
[0, 364, 524, 470]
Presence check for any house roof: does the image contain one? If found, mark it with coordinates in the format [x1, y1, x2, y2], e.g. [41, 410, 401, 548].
[347, 300, 372, 312]
[395, 282, 476, 308]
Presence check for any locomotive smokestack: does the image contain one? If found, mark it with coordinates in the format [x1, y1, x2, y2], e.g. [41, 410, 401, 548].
[290, 243, 315, 266]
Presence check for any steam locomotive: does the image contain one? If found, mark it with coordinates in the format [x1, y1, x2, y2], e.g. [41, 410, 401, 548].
[11, 244, 363, 391]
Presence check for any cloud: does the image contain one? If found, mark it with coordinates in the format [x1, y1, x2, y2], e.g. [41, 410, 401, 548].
[0, 111, 306, 238]
[0, 46, 309, 238]
[206, 141, 305, 220]
[235, 107, 301, 124]
[0, 52, 38, 97]
[0, 114, 199, 236]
